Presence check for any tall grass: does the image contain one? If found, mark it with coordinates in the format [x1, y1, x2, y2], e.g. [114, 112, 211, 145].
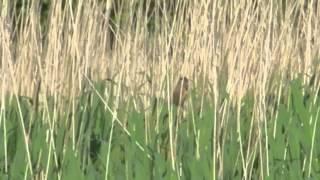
[1, 0, 320, 179]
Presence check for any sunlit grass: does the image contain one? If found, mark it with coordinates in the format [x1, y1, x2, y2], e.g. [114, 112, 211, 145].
[1, 0, 320, 179]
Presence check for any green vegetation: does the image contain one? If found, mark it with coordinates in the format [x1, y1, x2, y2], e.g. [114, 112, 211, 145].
[1, 0, 320, 179]
[1, 77, 320, 179]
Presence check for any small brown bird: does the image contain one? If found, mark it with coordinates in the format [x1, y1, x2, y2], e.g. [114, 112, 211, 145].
[172, 77, 189, 106]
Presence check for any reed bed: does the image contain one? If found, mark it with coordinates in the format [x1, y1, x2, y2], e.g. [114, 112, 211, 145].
[0, 0, 320, 179]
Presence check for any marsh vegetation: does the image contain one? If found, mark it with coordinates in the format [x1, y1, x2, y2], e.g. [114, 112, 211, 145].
[0, 0, 320, 179]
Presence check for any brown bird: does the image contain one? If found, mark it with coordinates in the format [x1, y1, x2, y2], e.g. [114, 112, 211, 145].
[172, 77, 189, 106]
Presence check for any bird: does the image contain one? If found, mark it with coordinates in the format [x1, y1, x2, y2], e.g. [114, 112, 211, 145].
[172, 77, 189, 107]
[151, 76, 189, 116]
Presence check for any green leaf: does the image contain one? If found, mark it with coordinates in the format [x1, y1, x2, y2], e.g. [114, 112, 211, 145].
[62, 148, 85, 180]
[129, 108, 145, 145]
[9, 133, 27, 180]
[291, 78, 309, 124]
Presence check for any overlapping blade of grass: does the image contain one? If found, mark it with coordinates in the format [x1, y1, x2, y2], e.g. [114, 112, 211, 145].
[191, 95, 214, 180]
[7, 97, 30, 179]
[1, 0, 320, 179]
[267, 76, 320, 179]
[62, 147, 85, 180]
[2, 76, 320, 179]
